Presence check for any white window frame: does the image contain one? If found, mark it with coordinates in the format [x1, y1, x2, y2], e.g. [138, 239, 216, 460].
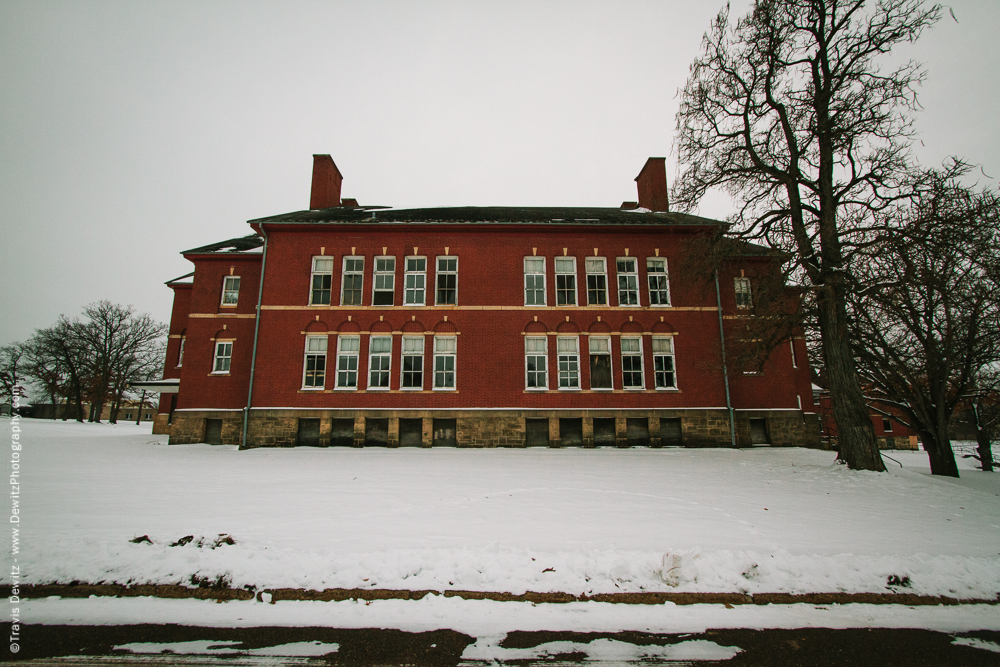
[302, 335, 328, 389]
[646, 258, 670, 306]
[372, 256, 396, 306]
[310, 256, 335, 305]
[620, 336, 645, 389]
[616, 257, 640, 306]
[556, 336, 580, 390]
[524, 257, 546, 306]
[524, 336, 548, 390]
[588, 335, 613, 390]
[221, 276, 240, 306]
[882, 417, 893, 433]
[435, 256, 458, 305]
[735, 277, 752, 309]
[790, 338, 798, 368]
[335, 335, 360, 390]
[368, 335, 393, 390]
[404, 256, 427, 306]
[212, 341, 232, 374]
[433, 335, 456, 390]
[341, 256, 365, 306]
[176, 335, 185, 367]
[585, 257, 608, 306]
[652, 336, 677, 389]
[400, 336, 425, 390]
[554, 257, 577, 306]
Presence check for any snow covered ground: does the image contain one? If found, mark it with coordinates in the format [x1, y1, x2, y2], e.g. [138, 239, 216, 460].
[4, 416, 1000, 638]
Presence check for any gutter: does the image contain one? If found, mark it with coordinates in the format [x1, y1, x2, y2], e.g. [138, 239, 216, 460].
[242, 224, 269, 449]
[714, 270, 737, 447]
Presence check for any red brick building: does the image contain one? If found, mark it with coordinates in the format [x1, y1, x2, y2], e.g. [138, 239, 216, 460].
[154, 156, 819, 449]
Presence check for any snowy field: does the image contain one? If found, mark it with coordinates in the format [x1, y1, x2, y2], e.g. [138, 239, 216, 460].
[6, 417, 999, 602]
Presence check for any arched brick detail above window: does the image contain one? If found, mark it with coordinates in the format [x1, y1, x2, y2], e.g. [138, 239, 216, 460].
[620, 320, 643, 334]
[588, 320, 612, 335]
[304, 319, 329, 333]
[433, 320, 458, 334]
[523, 319, 548, 334]
[401, 319, 426, 333]
[652, 320, 676, 334]
[337, 319, 361, 333]
[556, 320, 580, 334]
[370, 319, 393, 333]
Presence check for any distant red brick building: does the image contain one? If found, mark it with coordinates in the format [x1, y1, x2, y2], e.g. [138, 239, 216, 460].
[154, 156, 819, 449]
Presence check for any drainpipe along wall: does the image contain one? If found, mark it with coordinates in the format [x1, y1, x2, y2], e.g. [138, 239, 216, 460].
[242, 224, 269, 449]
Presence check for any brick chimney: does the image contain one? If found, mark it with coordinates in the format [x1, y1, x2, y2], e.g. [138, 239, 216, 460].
[634, 157, 669, 212]
[309, 154, 343, 209]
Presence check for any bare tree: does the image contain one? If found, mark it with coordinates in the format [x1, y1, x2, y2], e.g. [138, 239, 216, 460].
[76, 302, 167, 423]
[32, 318, 90, 422]
[0, 342, 28, 408]
[850, 166, 1000, 477]
[674, 0, 942, 470]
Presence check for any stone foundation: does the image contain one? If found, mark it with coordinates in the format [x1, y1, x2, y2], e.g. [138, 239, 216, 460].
[168, 409, 820, 450]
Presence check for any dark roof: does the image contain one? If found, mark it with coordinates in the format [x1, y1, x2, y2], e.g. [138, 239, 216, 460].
[249, 206, 724, 227]
[181, 234, 263, 255]
[719, 237, 787, 258]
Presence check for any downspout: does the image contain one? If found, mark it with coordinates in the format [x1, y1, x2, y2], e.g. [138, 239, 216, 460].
[714, 270, 737, 447]
[242, 224, 269, 449]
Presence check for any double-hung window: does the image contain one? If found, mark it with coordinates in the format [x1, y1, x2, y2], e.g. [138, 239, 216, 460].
[302, 336, 327, 388]
[212, 341, 232, 374]
[586, 258, 607, 305]
[433, 336, 456, 389]
[525, 336, 548, 389]
[372, 257, 395, 306]
[616, 258, 639, 306]
[646, 258, 670, 306]
[310, 257, 334, 305]
[588, 336, 612, 389]
[368, 335, 392, 389]
[436, 257, 458, 305]
[335, 335, 360, 389]
[735, 277, 752, 309]
[621, 337, 644, 389]
[404, 257, 426, 305]
[652, 337, 676, 389]
[557, 337, 580, 389]
[401, 336, 424, 389]
[221, 276, 240, 306]
[524, 257, 546, 305]
[341, 257, 364, 305]
[555, 257, 577, 306]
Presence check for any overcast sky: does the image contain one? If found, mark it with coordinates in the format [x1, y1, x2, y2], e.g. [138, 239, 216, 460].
[1, 0, 998, 347]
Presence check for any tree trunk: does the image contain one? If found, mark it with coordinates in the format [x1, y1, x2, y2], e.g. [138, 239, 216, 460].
[136, 390, 147, 426]
[817, 285, 885, 471]
[918, 428, 960, 477]
[972, 402, 995, 472]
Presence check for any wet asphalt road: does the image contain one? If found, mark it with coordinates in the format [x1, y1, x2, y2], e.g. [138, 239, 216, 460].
[2, 624, 1000, 665]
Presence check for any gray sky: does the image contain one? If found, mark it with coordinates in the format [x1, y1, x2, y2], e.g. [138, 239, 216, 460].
[1, 0, 998, 347]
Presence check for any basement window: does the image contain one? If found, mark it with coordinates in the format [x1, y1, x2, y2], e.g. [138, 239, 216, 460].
[586, 257, 607, 305]
[302, 335, 327, 389]
[221, 276, 240, 306]
[524, 257, 546, 305]
[436, 257, 458, 305]
[525, 336, 548, 389]
[341, 257, 364, 306]
[335, 335, 359, 389]
[616, 258, 639, 306]
[404, 256, 426, 305]
[555, 257, 577, 306]
[310, 256, 334, 305]
[372, 256, 396, 306]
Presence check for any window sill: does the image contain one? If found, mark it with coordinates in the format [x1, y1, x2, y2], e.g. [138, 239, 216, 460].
[558, 387, 582, 391]
[623, 387, 646, 391]
[300, 387, 325, 391]
[655, 387, 680, 391]
[219, 304, 238, 308]
[399, 387, 424, 391]
[208, 372, 230, 376]
[433, 387, 457, 392]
